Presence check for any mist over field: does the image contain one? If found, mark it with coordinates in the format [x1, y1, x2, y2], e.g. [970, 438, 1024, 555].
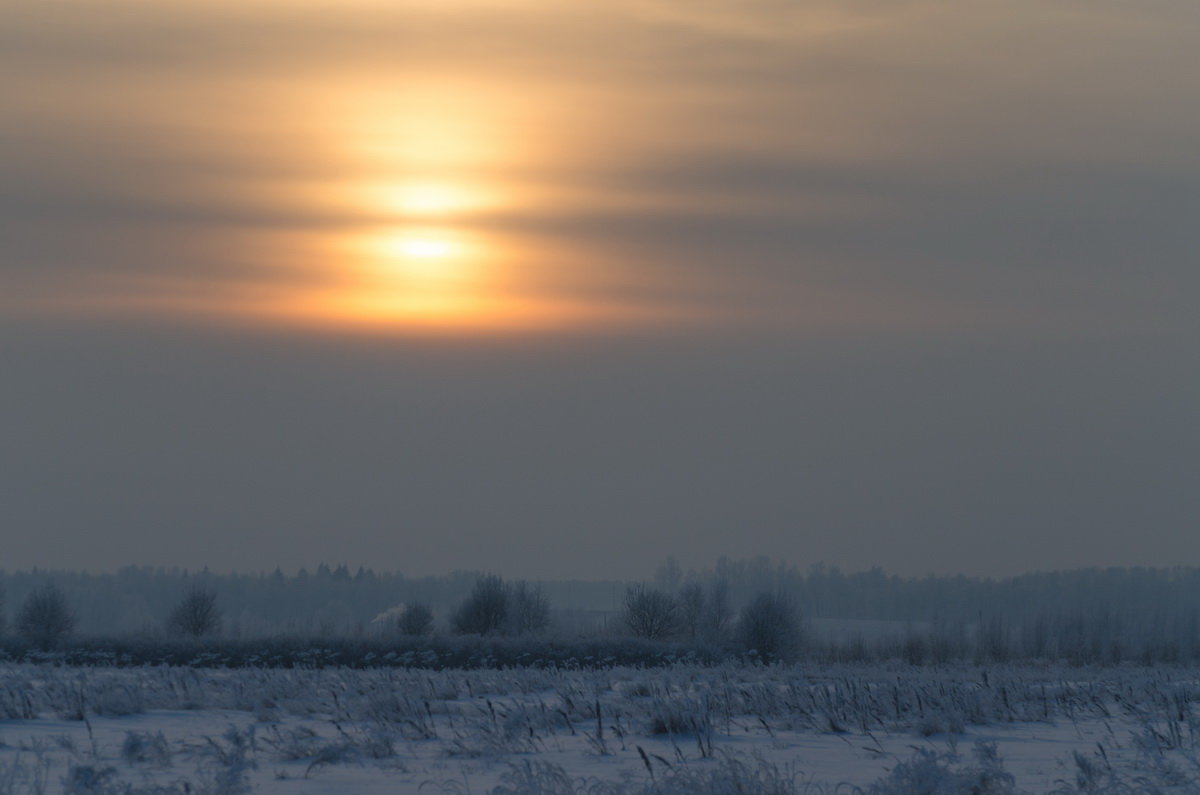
[4, 558, 1200, 667]
[5, 560, 1200, 792]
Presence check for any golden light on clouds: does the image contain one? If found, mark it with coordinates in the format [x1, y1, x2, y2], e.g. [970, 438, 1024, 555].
[375, 182, 489, 216]
[6, 0, 1195, 339]
[293, 224, 508, 331]
[372, 230, 461, 270]
[355, 226, 482, 312]
[0, 0, 733, 335]
[239, 81, 625, 334]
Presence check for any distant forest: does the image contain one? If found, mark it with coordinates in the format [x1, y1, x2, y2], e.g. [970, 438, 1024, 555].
[3, 558, 1200, 648]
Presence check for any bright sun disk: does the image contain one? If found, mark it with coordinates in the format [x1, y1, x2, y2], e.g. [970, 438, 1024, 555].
[374, 182, 483, 216]
[398, 238, 452, 259]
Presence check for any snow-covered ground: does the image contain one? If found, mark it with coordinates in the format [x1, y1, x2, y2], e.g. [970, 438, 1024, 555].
[2, 661, 1199, 792]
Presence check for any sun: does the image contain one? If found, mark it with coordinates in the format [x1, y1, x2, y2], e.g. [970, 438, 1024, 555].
[368, 230, 467, 283]
[382, 182, 474, 215]
[396, 237, 452, 260]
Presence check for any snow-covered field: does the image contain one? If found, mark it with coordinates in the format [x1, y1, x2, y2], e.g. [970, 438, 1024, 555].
[3, 661, 1200, 793]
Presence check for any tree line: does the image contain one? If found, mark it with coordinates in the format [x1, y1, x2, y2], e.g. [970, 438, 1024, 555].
[0, 575, 804, 663]
[7, 561, 1200, 666]
[0, 583, 222, 651]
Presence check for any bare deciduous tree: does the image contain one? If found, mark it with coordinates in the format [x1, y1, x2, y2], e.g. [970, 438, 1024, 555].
[623, 585, 677, 640]
[451, 575, 509, 635]
[677, 582, 706, 640]
[18, 584, 76, 650]
[738, 591, 802, 664]
[507, 581, 550, 636]
[167, 586, 222, 637]
[704, 578, 733, 641]
[397, 603, 434, 636]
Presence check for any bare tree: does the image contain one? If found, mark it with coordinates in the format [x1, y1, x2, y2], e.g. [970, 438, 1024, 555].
[677, 582, 706, 640]
[167, 586, 222, 637]
[397, 603, 434, 636]
[978, 615, 1011, 663]
[623, 585, 677, 640]
[738, 591, 802, 664]
[18, 584, 76, 650]
[704, 578, 733, 641]
[451, 575, 509, 635]
[507, 581, 551, 635]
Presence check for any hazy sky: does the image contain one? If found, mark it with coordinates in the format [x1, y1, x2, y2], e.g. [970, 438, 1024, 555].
[3, 0, 1197, 578]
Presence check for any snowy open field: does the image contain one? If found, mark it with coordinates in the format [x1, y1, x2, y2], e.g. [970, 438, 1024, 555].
[3, 662, 1200, 793]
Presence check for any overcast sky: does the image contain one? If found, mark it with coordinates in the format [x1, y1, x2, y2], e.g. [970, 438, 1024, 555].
[3, 0, 1197, 579]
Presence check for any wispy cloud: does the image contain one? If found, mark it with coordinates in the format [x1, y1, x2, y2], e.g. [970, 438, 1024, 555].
[3, 0, 1198, 335]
